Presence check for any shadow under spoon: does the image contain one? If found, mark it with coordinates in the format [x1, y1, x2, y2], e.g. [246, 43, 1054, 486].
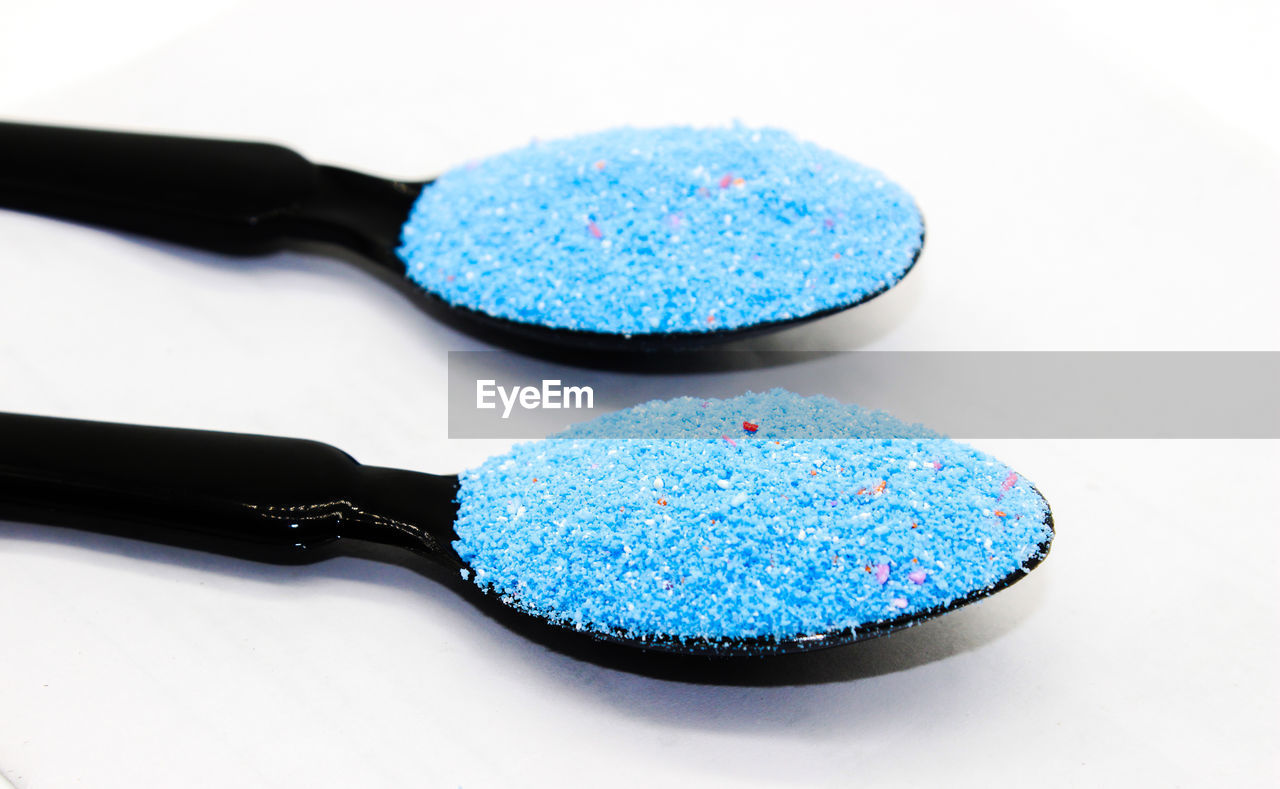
[0, 121, 923, 354]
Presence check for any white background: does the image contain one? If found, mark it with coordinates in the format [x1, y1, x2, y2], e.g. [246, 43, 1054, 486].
[1, 1, 1277, 786]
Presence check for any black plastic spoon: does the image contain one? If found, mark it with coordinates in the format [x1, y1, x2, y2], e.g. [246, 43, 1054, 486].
[0, 121, 921, 353]
[0, 411, 1050, 658]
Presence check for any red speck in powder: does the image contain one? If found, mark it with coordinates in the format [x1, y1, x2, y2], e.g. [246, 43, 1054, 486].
[587, 221, 603, 239]
[719, 173, 733, 189]
[743, 421, 759, 433]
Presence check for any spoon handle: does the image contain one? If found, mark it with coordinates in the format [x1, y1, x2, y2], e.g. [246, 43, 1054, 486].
[0, 121, 421, 268]
[0, 412, 459, 565]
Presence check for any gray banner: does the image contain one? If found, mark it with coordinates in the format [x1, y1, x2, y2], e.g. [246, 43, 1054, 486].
[447, 351, 1279, 439]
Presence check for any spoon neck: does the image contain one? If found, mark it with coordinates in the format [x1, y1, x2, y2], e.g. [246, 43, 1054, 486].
[273, 165, 423, 274]
[0, 412, 458, 567]
[343, 465, 462, 565]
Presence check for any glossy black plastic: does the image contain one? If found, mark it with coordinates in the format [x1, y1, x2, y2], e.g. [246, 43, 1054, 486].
[0, 411, 1052, 659]
[0, 412, 461, 567]
[0, 120, 922, 353]
[0, 121, 422, 270]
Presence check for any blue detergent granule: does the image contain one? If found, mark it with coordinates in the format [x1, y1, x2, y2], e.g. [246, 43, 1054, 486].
[398, 125, 924, 334]
[453, 391, 1052, 644]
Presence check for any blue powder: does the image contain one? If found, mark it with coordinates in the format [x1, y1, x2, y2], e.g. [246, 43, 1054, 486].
[398, 126, 923, 335]
[453, 391, 1052, 645]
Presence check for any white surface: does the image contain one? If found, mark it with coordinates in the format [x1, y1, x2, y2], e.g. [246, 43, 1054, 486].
[0, 1, 1277, 786]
